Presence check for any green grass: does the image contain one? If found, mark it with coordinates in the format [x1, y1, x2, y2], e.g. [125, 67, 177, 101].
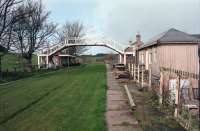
[2, 53, 37, 71]
[0, 64, 107, 131]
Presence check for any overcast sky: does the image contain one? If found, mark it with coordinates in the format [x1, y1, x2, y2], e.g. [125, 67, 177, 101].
[43, 0, 200, 54]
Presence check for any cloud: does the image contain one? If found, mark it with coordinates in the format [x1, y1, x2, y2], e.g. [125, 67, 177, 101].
[94, 0, 200, 43]
[42, 0, 200, 54]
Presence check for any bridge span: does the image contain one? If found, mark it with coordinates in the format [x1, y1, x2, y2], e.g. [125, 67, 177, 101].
[37, 37, 135, 68]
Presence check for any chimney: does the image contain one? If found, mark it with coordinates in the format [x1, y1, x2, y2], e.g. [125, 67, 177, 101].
[129, 40, 132, 45]
[136, 32, 142, 48]
[136, 33, 141, 42]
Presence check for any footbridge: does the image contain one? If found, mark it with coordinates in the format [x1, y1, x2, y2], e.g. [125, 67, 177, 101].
[37, 37, 133, 68]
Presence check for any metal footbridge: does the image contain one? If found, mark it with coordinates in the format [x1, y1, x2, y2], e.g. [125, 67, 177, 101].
[38, 37, 125, 56]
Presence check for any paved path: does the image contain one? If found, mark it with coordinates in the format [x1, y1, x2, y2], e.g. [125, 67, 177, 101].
[106, 65, 141, 131]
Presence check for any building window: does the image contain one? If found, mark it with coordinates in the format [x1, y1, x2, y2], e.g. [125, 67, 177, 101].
[141, 54, 144, 64]
[149, 52, 153, 64]
[139, 54, 142, 64]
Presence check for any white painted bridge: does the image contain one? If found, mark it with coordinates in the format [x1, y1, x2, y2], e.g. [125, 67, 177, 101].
[37, 37, 134, 68]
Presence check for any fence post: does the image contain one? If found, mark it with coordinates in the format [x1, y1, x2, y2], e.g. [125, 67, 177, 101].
[137, 64, 140, 83]
[149, 68, 152, 88]
[141, 66, 144, 88]
[128, 63, 130, 73]
[131, 64, 134, 77]
[174, 75, 181, 118]
[159, 69, 164, 104]
[189, 81, 193, 100]
[134, 64, 136, 81]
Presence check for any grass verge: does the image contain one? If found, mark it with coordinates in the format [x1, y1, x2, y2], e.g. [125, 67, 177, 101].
[0, 64, 107, 131]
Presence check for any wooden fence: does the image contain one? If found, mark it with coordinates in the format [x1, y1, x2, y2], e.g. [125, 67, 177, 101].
[127, 63, 199, 130]
[159, 67, 199, 130]
[127, 63, 199, 111]
[127, 63, 199, 99]
[127, 63, 150, 88]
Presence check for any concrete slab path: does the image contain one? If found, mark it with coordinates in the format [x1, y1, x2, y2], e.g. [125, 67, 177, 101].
[106, 65, 142, 131]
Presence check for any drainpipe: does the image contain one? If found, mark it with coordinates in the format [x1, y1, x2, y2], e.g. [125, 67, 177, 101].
[119, 54, 122, 64]
[198, 42, 200, 89]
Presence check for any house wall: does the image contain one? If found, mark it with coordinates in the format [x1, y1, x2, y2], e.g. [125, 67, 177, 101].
[124, 46, 136, 65]
[125, 54, 134, 64]
[138, 43, 199, 90]
[139, 43, 199, 74]
[157, 44, 199, 75]
[138, 46, 158, 74]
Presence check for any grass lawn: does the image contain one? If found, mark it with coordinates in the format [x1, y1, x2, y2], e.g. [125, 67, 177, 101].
[0, 64, 107, 131]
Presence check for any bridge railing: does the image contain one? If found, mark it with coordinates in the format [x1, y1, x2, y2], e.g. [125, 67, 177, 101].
[38, 37, 125, 55]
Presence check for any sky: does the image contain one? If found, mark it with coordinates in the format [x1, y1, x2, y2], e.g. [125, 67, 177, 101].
[43, 0, 200, 55]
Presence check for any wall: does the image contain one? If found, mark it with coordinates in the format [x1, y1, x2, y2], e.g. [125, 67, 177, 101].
[138, 46, 159, 74]
[139, 44, 199, 75]
[138, 43, 199, 90]
[157, 44, 199, 75]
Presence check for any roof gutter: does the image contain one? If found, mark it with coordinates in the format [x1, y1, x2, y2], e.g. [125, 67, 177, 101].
[138, 40, 198, 51]
[159, 41, 199, 44]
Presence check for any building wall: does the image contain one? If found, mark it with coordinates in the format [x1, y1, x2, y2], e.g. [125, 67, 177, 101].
[138, 43, 199, 90]
[139, 43, 199, 75]
[157, 44, 199, 75]
[138, 46, 158, 73]
[126, 54, 135, 64]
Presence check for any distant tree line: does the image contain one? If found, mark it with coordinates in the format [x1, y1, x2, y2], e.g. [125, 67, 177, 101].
[0, 0, 86, 75]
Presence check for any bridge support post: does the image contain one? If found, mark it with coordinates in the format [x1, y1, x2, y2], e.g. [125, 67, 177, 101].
[123, 54, 126, 65]
[119, 54, 122, 64]
[38, 55, 41, 69]
[46, 55, 49, 69]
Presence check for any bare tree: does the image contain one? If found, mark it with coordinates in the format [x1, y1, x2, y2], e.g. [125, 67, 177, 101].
[12, 0, 56, 71]
[0, 0, 22, 76]
[0, 0, 15, 40]
[57, 21, 87, 55]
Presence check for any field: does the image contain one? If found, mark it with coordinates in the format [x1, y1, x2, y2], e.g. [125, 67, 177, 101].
[0, 64, 107, 131]
[1, 53, 37, 71]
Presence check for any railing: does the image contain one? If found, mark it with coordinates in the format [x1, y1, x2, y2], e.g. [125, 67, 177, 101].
[160, 67, 199, 80]
[127, 63, 150, 87]
[38, 37, 125, 55]
[143, 70, 149, 83]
